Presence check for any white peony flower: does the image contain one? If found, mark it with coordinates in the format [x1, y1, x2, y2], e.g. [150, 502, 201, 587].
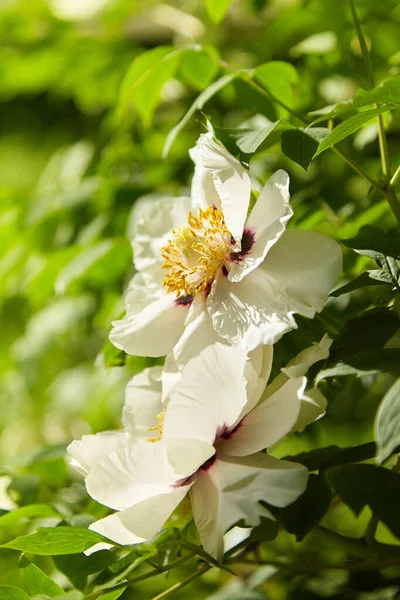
[68, 343, 313, 559]
[110, 132, 342, 365]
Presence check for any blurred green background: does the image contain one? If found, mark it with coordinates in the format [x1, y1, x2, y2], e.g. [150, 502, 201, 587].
[1, 0, 400, 597]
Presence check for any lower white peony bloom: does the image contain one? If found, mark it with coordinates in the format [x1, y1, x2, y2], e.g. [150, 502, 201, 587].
[67, 342, 329, 559]
[110, 132, 342, 365]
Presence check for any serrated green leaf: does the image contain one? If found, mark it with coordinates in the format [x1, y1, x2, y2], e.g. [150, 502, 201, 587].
[0, 586, 30, 600]
[375, 378, 400, 465]
[204, 0, 233, 23]
[313, 106, 396, 157]
[280, 474, 332, 541]
[2, 527, 105, 555]
[0, 505, 60, 528]
[281, 129, 319, 170]
[163, 72, 238, 158]
[327, 465, 400, 538]
[20, 556, 64, 597]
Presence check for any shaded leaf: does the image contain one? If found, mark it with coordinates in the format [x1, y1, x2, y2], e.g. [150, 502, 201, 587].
[375, 378, 400, 465]
[280, 474, 332, 541]
[327, 465, 400, 539]
[330, 271, 392, 297]
[353, 76, 400, 107]
[313, 106, 396, 156]
[284, 442, 377, 472]
[316, 349, 400, 381]
[281, 129, 319, 170]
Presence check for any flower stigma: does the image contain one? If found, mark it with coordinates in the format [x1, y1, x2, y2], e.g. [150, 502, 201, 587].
[161, 207, 233, 297]
[147, 410, 165, 443]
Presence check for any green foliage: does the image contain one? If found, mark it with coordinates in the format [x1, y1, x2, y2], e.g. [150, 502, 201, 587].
[3, 528, 105, 555]
[375, 379, 400, 465]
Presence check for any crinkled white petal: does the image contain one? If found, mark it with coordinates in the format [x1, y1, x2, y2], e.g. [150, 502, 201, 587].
[228, 170, 292, 282]
[191, 453, 307, 559]
[173, 294, 222, 367]
[219, 377, 305, 457]
[85, 440, 181, 511]
[194, 132, 251, 242]
[67, 431, 129, 477]
[122, 367, 163, 436]
[128, 194, 192, 272]
[292, 387, 328, 432]
[110, 292, 189, 357]
[164, 343, 249, 475]
[261, 229, 342, 318]
[89, 484, 191, 546]
[282, 334, 332, 379]
[208, 269, 297, 350]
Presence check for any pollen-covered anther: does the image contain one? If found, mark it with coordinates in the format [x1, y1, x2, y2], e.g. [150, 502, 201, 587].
[147, 410, 165, 443]
[161, 207, 233, 297]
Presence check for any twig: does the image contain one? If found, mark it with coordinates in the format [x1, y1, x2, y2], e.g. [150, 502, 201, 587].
[151, 563, 211, 599]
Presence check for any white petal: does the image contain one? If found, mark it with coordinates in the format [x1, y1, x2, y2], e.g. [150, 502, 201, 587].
[67, 431, 129, 477]
[173, 295, 223, 367]
[110, 292, 189, 357]
[191, 453, 307, 559]
[282, 334, 332, 379]
[85, 440, 181, 510]
[189, 144, 221, 211]
[164, 343, 249, 475]
[262, 229, 342, 318]
[122, 367, 163, 436]
[208, 269, 297, 350]
[194, 133, 251, 242]
[228, 170, 292, 282]
[129, 194, 192, 271]
[84, 542, 114, 556]
[161, 353, 181, 404]
[90, 484, 190, 546]
[293, 387, 327, 432]
[245, 344, 274, 412]
[219, 377, 305, 457]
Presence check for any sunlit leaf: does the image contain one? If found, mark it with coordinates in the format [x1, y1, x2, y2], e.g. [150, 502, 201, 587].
[2, 527, 106, 555]
[204, 0, 233, 23]
[19, 556, 64, 597]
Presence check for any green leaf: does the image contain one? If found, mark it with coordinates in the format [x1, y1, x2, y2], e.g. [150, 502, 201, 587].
[284, 442, 377, 472]
[313, 106, 396, 157]
[179, 48, 219, 90]
[204, 0, 233, 23]
[118, 46, 184, 126]
[19, 556, 64, 597]
[254, 61, 299, 111]
[163, 72, 238, 158]
[316, 349, 400, 381]
[281, 129, 320, 170]
[233, 122, 281, 153]
[0, 587, 30, 600]
[54, 550, 118, 591]
[330, 271, 393, 297]
[0, 505, 60, 528]
[342, 225, 400, 258]
[330, 308, 400, 361]
[353, 75, 400, 108]
[375, 378, 400, 465]
[280, 474, 332, 541]
[2, 527, 105, 555]
[244, 518, 279, 545]
[327, 465, 400, 539]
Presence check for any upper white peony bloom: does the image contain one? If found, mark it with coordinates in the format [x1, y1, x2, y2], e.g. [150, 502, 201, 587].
[67, 342, 331, 559]
[110, 132, 342, 365]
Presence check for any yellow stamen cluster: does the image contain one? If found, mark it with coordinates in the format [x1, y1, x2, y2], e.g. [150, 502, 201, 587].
[161, 207, 232, 297]
[147, 410, 165, 443]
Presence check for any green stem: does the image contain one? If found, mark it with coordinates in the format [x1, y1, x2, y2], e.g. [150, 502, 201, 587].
[390, 164, 400, 187]
[230, 555, 400, 572]
[214, 56, 382, 191]
[384, 185, 400, 224]
[85, 552, 196, 599]
[349, 0, 391, 179]
[151, 563, 211, 600]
